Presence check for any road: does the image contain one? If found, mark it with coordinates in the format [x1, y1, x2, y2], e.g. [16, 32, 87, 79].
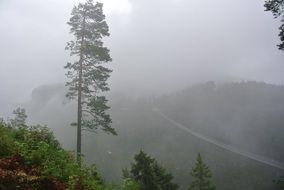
[153, 108, 284, 170]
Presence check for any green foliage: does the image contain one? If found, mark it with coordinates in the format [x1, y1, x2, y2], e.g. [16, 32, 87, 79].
[24, 125, 60, 149]
[12, 124, 60, 166]
[125, 150, 178, 190]
[264, 0, 284, 50]
[41, 150, 79, 181]
[188, 153, 216, 190]
[0, 121, 106, 189]
[0, 123, 16, 157]
[128, 151, 158, 190]
[122, 178, 141, 190]
[15, 141, 49, 166]
[1, 109, 155, 190]
[153, 162, 179, 190]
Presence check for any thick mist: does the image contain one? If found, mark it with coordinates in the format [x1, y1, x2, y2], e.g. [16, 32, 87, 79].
[1, 0, 284, 112]
[1, 1, 284, 189]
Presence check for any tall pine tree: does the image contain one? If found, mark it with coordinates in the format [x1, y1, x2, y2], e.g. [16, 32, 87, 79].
[65, 0, 116, 160]
[264, 0, 284, 50]
[188, 153, 216, 190]
[265, 2, 284, 187]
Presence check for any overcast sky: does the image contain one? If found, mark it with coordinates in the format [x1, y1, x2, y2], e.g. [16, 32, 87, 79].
[0, 0, 284, 106]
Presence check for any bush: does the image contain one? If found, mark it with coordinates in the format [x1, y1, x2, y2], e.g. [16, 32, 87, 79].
[0, 123, 16, 157]
[123, 178, 141, 190]
[0, 122, 105, 189]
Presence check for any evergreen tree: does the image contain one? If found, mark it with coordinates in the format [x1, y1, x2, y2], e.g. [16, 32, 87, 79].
[10, 107, 27, 128]
[130, 151, 158, 190]
[65, 0, 116, 160]
[188, 153, 216, 190]
[264, 0, 284, 50]
[124, 150, 178, 190]
[153, 162, 179, 190]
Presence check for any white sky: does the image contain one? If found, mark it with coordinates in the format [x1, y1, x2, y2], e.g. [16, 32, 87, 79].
[0, 0, 284, 108]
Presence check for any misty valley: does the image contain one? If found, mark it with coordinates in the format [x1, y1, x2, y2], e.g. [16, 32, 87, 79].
[1, 0, 284, 190]
[1, 81, 283, 189]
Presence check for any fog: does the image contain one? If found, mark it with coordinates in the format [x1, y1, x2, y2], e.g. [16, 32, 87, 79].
[1, 1, 284, 189]
[1, 0, 284, 109]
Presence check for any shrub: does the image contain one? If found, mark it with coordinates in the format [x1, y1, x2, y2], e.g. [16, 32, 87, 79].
[0, 123, 16, 157]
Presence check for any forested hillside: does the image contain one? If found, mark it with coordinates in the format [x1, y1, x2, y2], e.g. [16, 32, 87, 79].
[11, 81, 283, 190]
[155, 81, 284, 161]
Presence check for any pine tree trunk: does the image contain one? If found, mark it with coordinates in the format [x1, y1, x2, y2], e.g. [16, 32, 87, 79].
[77, 12, 86, 163]
[77, 56, 83, 162]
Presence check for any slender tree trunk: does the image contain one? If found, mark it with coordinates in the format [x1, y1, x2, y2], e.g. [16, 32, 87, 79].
[77, 13, 86, 162]
[77, 57, 83, 162]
